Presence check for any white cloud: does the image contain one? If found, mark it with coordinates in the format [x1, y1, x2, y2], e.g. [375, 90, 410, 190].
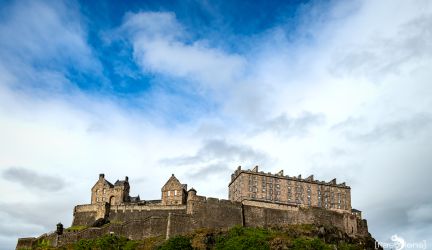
[121, 12, 245, 89]
[1, 0, 432, 249]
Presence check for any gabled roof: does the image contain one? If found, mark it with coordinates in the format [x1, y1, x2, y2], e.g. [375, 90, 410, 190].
[91, 179, 113, 190]
[161, 174, 186, 191]
[114, 180, 127, 186]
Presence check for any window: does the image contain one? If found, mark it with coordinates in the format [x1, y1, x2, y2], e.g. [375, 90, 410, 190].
[103, 189, 106, 194]
[96, 197, 99, 202]
[167, 191, 171, 197]
[174, 190, 178, 196]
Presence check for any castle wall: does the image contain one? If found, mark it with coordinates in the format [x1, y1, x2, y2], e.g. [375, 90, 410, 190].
[72, 205, 99, 226]
[242, 201, 363, 237]
[17, 199, 367, 249]
[187, 195, 243, 229]
[108, 204, 186, 223]
[15, 237, 35, 249]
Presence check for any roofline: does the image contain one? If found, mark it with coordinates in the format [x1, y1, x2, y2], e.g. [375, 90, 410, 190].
[228, 170, 351, 189]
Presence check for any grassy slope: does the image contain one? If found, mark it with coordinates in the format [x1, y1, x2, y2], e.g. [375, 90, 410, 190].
[24, 224, 379, 250]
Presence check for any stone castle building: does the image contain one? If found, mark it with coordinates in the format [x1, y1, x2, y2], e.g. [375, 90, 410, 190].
[16, 166, 367, 249]
[229, 166, 352, 213]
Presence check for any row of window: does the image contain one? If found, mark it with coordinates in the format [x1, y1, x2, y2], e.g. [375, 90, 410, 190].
[96, 189, 107, 194]
[167, 190, 179, 197]
[96, 197, 106, 202]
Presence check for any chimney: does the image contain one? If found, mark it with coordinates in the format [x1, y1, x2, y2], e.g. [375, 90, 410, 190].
[99, 173, 105, 179]
[125, 176, 129, 182]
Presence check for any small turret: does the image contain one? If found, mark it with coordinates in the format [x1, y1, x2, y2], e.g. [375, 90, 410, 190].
[56, 222, 63, 235]
[188, 188, 197, 198]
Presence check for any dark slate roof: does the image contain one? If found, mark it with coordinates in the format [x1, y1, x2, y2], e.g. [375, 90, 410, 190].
[352, 208, 361, 212]
[104, 180, 114, 188]
[114, 180, 129, 186]
[114, 180, 127, 186]
[129, 196, 140, 202]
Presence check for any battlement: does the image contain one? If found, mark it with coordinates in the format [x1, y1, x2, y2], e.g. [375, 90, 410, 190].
[111, 204, 187, 212]
[230, 165, 349, 188]
[190, 195, 241, 205]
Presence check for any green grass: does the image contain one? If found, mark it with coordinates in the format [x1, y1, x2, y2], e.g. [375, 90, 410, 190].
[73, 234, 138, 250]
[30, 224, 369, 250]
[157, 235, 193, 250]
[215, 225, 271, 250]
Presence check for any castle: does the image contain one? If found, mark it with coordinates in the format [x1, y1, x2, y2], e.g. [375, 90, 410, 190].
[16, 166, 368, 249]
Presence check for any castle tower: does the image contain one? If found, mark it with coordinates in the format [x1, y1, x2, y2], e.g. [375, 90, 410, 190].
[161, 174, 187, 205]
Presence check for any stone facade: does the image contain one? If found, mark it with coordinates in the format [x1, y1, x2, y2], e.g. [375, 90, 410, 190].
[91, 174, 131, 205]
[16, 167, 367, 249]
[161, 174, 188, 205]
[229, 166, 352, 212]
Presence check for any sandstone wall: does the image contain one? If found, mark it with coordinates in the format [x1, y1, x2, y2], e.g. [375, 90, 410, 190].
[242, 201, 363, 237]
[72, 205, 99, 226]
[15, 237, 35, 249]
[187, 195, 243, 229]
[108, 204, 186, 223]
[19, 197, 368, 249]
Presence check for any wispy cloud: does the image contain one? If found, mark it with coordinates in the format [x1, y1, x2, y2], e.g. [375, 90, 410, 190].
[333, 113, 432, 142]
[2, 167, 65, 191]
[255, 112, 325, 137]
[0, 0, 102, 93]
[120, 12, 245, 89]
[161, 139, 270, 166]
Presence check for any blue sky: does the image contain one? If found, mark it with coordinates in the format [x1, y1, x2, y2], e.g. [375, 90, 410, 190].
[1, 0, 432, 249]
